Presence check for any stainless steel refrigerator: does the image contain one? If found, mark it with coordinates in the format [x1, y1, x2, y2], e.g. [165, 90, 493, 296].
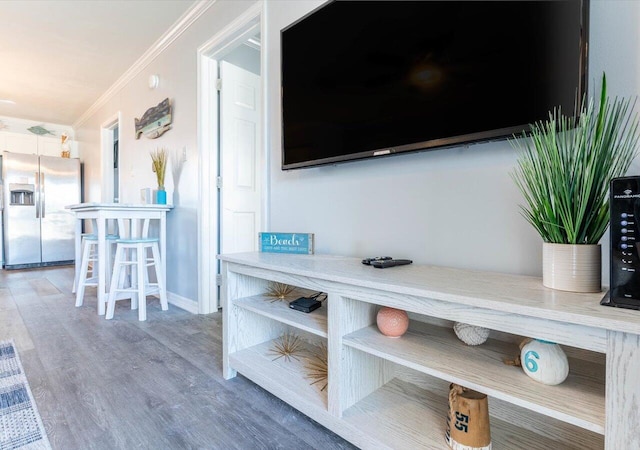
[2, 151, 80, 268]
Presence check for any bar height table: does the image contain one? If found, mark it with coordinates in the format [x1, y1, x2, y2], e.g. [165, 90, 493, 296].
[66, 203, 173, 315]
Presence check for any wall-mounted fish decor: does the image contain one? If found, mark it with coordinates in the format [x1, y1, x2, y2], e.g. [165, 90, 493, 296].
[135, 97, 172, 139]
[27, 125, 54, 136]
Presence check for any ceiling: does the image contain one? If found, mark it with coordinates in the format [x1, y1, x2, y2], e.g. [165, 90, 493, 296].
[0, 0, 196, 126]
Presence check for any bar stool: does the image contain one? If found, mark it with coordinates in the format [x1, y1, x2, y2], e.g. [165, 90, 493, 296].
[72, 218, 120, 294]
[75, 233, 119, 312]
[105, 237, 168, 321]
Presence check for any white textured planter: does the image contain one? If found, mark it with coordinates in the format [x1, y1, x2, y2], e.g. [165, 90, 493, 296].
[542, 243, 601, 293]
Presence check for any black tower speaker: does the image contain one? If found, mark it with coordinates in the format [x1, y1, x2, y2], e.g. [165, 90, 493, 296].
[602, 176, 640, 310]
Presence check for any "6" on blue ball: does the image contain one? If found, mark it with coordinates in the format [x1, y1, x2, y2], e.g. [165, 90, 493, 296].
[524, 350, 539, 373]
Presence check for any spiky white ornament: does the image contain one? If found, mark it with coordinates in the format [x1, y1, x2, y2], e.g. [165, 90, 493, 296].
[453, 322, 490, 346]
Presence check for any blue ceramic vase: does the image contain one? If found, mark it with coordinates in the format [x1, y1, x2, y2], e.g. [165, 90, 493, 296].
[156, 189, 167, 205]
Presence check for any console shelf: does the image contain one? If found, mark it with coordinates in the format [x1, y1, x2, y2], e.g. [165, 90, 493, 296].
[229, 338, 327, 412]
[233, 293, 327, 337]
[220, 252, 640, 449]
[343, 322, 605, 433]
[342, 378, 603, 450]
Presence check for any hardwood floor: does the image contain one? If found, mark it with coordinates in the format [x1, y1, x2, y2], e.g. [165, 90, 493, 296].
[0, 266, 356, 450]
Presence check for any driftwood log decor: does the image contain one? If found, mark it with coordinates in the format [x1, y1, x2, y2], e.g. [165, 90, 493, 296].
[135, 97, 172, 139]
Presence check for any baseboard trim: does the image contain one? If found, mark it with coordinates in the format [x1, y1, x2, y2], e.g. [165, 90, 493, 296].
[168, 291, 198, 314]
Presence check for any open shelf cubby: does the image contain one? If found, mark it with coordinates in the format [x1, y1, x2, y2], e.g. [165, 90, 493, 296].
[229, 337, 327, 412]
[220, 252, 640, 449]
[233, 292, 327, 338]
[343, 320, 605, 434]
[341, 370, 603, 450]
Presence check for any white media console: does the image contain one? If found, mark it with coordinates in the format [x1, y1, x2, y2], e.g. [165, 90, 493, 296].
[220, 252, 640, 449]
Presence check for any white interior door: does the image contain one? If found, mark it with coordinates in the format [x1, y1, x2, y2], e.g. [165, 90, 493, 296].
[220, 61, 262, 254]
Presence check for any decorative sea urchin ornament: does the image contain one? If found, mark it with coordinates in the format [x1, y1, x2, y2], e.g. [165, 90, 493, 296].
[453, 322, 490, 346]
[265, 282, 296, 302]
[304, 342, 328, 391]
[268, 333, 304, 362]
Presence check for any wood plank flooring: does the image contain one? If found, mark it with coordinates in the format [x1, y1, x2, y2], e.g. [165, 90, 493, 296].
[0, 266, 356, 450]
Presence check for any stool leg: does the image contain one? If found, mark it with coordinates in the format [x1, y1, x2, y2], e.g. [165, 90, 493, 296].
[72, 259, 79, 294]
[151, 242, 168, 311]
[75, 240, 93, 307]
[105, 240, 113, 287]
[137, 243, 147, 321]
[130, 246, 138, 311]
[106, 245, 124, 320]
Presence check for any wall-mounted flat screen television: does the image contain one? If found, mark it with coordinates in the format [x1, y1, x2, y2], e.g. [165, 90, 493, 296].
[281, 0, 589, 170]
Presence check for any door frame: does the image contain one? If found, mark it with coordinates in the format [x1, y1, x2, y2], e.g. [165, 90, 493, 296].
[197, 1, 267, 313]
[100, 112, 121, 203]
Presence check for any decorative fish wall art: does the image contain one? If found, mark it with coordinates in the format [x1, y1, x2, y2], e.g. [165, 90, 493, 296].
[135, 97, 172, 139]
[27, 125, 54, 136]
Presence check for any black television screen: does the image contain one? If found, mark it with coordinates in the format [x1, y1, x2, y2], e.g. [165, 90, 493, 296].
[281, 0, 589, 170]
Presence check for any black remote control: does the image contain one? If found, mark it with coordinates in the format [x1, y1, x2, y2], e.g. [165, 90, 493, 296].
[371, 259, 413, 268]
[362, 256, 392, 265]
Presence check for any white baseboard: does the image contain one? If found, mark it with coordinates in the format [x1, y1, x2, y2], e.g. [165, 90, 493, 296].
[167, 291, 198, 314]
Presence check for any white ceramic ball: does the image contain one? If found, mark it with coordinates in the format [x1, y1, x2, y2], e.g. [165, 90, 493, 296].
[520, 339, 569, 385]
[453, 322, 490, 346]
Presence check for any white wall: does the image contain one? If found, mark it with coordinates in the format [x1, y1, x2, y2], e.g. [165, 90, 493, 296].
[224, 43, 260, 76]
[589, 0, 640, 284]
[267, 0, 640, 283]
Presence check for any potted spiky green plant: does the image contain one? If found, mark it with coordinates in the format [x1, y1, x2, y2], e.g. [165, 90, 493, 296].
[150, 148, 168, 204]
[511, 74, 640, 292]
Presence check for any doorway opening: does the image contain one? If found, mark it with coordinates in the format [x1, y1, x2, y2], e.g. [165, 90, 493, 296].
[100, 113, 121, 204]
[197, 3, 265, 313]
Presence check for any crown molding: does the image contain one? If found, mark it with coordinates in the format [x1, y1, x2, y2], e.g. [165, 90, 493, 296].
[73, 0, 216, 129]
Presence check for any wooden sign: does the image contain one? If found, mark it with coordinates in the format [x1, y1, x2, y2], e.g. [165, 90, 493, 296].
[135, 98, 172, 139]
[259, 233, 314, 254]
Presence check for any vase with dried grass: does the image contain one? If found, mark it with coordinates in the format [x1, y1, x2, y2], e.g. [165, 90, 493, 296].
[151, 148, 167, 204]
